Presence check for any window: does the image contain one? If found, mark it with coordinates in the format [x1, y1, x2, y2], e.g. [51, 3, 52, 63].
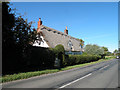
[47, 29, 51, 31]
[68, 40, 73, 51]
[53, 31, 56, 33]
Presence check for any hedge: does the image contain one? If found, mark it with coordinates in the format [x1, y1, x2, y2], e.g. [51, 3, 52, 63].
[3, 44, 101, 75]
[3, 46, 55, 75]
[66, 55, 101, 66]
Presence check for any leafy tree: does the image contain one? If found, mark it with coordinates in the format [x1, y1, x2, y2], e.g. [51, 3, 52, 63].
[2, 2, 17, 74]
[76, 38, 84, 50]
[2, 2, 37, 74]
[79, 39, 84, 49]
[13, 16, 37, 59]
[102, 46, 108, 52]
[113, 49, 118, 54]
[106, 51, 113, 56]
[101, 46, 109, 56]
[113, 49, 119, 56]
[84, 44, 104, 56]
[2, 2, 15, 48]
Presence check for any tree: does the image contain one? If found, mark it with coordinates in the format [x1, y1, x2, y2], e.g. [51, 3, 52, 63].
[113, 49, 118, 55]
[2, 2, 15, 49]
[13, 16, 37, 59]
[106, 51, 113, 56]
[84, 44, 104, 56]
[113, 49, 118, 53]
[2, 2, 17, 74]
[79, 39, 84, 48]
[102, 46, 109, 56]
[2, 2, 37, 74]
[102, 46, 108, 52]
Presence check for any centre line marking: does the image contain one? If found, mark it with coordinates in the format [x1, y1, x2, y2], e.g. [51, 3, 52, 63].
[59, 73, 92, 88]
[99, 65, 109, 70]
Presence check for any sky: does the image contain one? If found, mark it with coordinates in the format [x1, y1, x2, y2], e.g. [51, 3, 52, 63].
[10, 2, 118, 52]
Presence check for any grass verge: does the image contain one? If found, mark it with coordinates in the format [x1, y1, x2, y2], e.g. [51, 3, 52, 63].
[1, 56, 115, 83]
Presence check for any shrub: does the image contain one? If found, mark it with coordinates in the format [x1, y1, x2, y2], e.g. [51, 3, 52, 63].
[30, 46, 55, 68]
[53, 44, 65, 68]
[54, 44, 65, 56]
[67, 55, 100, 66]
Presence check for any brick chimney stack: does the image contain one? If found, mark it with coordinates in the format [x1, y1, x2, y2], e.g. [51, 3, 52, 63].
[37, 18, 42, 33]
[64, 26, 68, 34]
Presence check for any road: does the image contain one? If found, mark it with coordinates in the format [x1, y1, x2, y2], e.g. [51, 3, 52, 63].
[2, 59, 119, 89]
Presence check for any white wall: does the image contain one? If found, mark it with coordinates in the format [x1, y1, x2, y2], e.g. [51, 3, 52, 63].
[33, 36, 49, 48]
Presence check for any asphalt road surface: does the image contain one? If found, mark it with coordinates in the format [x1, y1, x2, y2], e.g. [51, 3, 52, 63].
[2, 59, 119, 89]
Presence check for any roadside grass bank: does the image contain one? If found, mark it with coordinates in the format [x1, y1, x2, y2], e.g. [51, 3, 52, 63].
[1, 56, 115, 83]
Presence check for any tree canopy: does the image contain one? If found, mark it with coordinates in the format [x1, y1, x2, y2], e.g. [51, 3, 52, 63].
[102, 46, 108, 52]
[2, 2, 37, 74]
[3, 2, 37, 54]
[84, 44, 104, 56]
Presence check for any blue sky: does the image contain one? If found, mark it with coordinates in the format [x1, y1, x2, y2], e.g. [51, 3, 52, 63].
[10, 2, 118, 52]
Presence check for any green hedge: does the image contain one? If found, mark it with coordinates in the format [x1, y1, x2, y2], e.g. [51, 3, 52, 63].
[3, 43, 101, 75]
[30, 46, 55, 68]
[66, 55, 101, 66]
[52, 44, 65, 68]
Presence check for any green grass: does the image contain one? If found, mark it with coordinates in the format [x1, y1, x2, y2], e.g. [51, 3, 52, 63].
[1, 56, 115, 83]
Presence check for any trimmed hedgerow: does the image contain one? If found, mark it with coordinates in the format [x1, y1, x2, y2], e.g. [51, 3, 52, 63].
[2, 56, 114, 83]
[67, 55, 101, 66]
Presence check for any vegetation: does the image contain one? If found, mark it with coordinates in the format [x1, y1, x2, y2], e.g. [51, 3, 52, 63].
[53, 44, 65, 68]
[54, 44, 65, 56]
[2, 2, 116, 84]
[68, 55, 100, 66]
[102, 46, 113, 56]
[3, 2, 37, 75]
[84, 44, 104, 56]
[84, 44, 114, 57]
[79, 39, 84, 49]
[102, 46, 108, 52]
[113, 49, 119, 55]
[1, 56, 115, 83]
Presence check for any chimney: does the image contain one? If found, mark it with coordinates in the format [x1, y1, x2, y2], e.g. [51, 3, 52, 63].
[37, 18, 42, 33]
[64, 26, 68, 34]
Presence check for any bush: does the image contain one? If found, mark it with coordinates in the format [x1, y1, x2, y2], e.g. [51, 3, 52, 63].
[3, 43, 101, 75]
[30, 46, 55, 68]
[54, 44, 65, 56]
[53, 44, 65, 68]
[66, 55, 100, 66]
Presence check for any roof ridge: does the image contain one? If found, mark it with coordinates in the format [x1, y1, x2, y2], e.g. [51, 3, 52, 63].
[41, 25, 79, 41]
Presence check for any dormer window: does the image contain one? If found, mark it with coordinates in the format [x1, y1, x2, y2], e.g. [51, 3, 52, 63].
[58, 32, 60, 34]
[68, 40, 73, 51]
[41, 27, 46, 30]
[53, 31, 56, 33]
[61, 33, 64, 35]
[48, 29, 51, 31]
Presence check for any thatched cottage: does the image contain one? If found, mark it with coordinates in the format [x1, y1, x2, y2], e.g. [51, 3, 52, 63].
[33, 18, 84, 55]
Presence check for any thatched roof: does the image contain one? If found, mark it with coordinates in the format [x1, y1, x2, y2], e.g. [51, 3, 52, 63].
[37, 25, 82, 51]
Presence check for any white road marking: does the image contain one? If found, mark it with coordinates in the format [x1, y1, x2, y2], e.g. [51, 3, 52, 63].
[99, 65, 109, 70]
[59, 73, 92, 88]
